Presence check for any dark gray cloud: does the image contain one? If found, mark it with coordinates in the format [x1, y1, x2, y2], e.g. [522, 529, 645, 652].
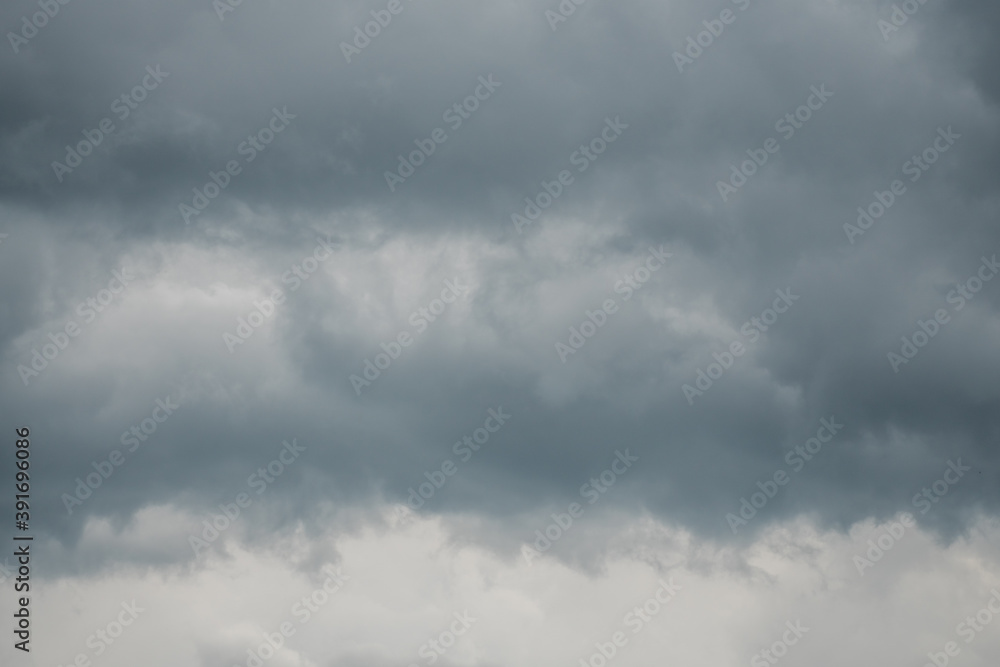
[1, 0, 999, 578]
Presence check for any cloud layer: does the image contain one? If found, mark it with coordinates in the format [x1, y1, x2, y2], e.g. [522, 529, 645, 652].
[1, 0, 999, 664]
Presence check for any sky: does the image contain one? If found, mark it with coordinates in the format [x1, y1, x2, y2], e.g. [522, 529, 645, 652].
[1, 0, 1000, 665]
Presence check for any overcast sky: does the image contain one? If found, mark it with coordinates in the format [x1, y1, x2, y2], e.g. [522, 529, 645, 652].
[2, 0, 1000, 666]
